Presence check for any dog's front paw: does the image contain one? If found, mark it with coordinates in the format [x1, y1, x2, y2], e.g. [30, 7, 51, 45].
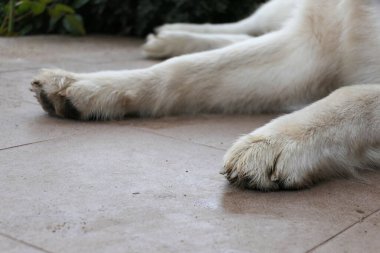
[222, 128, 323, 191]
[222, 133, 287, 191]
[30, 69, 83, 119]
[31, 69, 154, 120]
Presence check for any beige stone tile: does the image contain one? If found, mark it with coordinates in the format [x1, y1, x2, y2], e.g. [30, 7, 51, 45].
[0, 127, 379, 253]
[0, 100, 118, 150]
[123, 114, 278, 150]
[0, 36, 141, 61]
[312, 211, 380, 253]
[1, 35, 379, 253]
[0, 70, 39, 104]
[0, 36, 156, 73]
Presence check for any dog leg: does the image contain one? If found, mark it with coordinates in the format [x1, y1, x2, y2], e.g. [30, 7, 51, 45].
[143, 31, 251, 59]
[31, 22, 338, 120]
[223, 85, 380, 190]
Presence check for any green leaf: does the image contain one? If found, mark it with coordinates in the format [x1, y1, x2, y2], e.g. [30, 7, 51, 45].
[30, 2, 46, 16]
[40, 0, 53, 4]
[48, 6, 61, 19]
[15, 0, 32, 15]
[51, 4, 75, 15]
[48, 3, 75, 30]
[63, 14, 85, 35]
[73, 0, 90, 9]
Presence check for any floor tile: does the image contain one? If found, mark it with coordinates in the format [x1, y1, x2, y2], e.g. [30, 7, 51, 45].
[0, 101, 114, 150]
[125, 114, 278, 150]
[1, 36, 379, 253]
[0, 36, 155, 73]
[0, 70, 41, 104]
[0, 234, 46, 253]
[1, 128, 379, 253]
[312, 210, 380, 253]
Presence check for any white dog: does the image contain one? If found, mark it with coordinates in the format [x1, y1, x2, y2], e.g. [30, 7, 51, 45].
[31, 0, 380, 190]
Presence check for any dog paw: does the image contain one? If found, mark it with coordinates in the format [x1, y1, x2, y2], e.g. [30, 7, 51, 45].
[31, 69, 150, 120]
[222, 134, 286, 191]
[142, 33, 172, 59]
[155, 23, 210, 34]
[30, 69, 83, 119]
[155, 24, 190, 34]
[222, 127, 324, 191]
[143, 32, 189, 59]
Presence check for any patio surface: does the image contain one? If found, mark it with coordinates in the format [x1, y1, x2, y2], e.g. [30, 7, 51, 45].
[0, 36, 379, 253]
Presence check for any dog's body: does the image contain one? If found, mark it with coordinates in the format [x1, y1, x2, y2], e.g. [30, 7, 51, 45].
[31, 0, 380, 190]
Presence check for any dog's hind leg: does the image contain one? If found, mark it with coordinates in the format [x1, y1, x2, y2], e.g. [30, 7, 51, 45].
[143, 31, 251, 59]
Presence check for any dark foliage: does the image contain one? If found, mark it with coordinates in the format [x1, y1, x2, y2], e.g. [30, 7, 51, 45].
[1, 0, 267, 36]
[80, 0, 266, 36]
[1, 0, 88, 36]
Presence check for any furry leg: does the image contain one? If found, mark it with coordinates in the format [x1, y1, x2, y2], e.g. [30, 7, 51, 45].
[223, 85, 380, 190]
[143, 31, 251, 59]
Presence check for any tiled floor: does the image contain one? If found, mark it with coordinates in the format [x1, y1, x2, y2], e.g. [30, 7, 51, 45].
[0, 36, 379, 253]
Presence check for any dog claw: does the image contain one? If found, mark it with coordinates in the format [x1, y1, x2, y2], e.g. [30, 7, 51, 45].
[31, 80, 42, 87]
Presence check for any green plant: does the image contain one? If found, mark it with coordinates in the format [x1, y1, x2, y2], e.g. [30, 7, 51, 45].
[0, 0, 88, 36]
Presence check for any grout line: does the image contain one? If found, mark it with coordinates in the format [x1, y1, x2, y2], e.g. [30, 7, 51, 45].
[0, 138, 59, 152]
[0, 120, 227, 153]
[129, 125, 227, 152]
[306, 208, 380, 252]
[0, 232, 54, 253]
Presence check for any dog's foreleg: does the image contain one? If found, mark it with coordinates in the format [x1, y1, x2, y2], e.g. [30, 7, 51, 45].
[223, 84, 380, 190]
[31, 27, 338, 120]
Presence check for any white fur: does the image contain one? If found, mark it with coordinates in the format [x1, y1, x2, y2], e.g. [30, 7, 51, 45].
[31, 0, 380, 190]
[143, 32, 251, 58]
